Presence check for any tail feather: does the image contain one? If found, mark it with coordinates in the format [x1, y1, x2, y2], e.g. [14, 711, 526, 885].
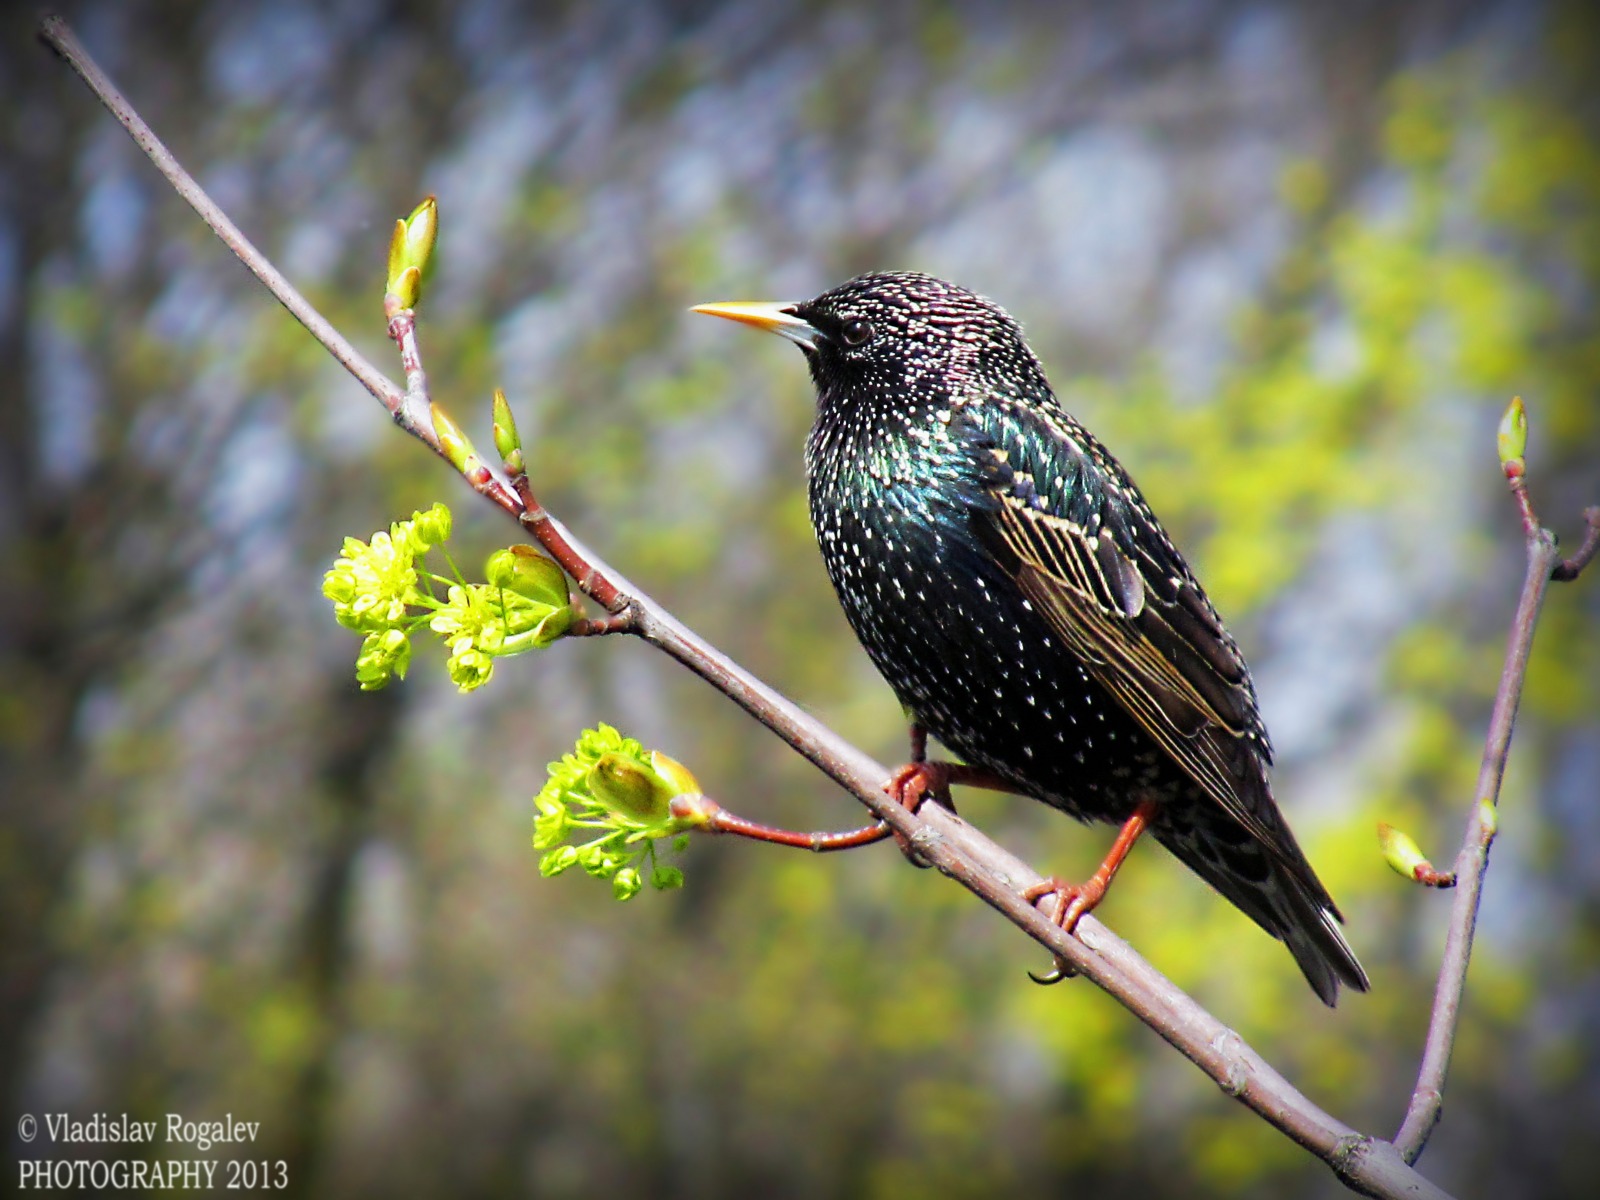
[1153, 815, 1369, 1007]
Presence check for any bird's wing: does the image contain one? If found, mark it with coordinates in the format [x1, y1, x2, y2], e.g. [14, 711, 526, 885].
[957, 400, 1326, 887]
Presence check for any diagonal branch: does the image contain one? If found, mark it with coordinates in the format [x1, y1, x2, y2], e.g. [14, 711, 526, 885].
[40, 14, 1560, 1199]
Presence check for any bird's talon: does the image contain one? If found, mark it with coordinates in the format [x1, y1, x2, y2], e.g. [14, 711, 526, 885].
[1028, 956, 1077, 985]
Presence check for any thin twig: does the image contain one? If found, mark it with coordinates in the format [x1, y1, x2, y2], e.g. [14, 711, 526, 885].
[1553, 506, 1600, 582]
[37, 17, 400, 420]
[41, 15, 1470, 1199]
[668, 794, 893, 852]
[1394, 484, 1595, 1164]
[508, 473, 628, 614]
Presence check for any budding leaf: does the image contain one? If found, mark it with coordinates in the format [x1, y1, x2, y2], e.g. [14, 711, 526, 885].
[649, 751, 701, 798]
[491, 388, 523, 466]
[386, 196, 438, 304]
[431, 404, 475, 472]
[1377, 821, 1429, 880]
[589, 753, 672, 823]
[1497, 395, 1527, 473]
[486, 546, 569, 608]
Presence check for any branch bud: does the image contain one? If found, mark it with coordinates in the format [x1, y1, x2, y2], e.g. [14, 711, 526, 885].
[1497, 395, 1527, 480]
[486, 545, 569, 608]
[431, 404, 475, 472]
[491, 388, 524, 471]
[588, 753, 672, 823]
[386, 196, 438, 307]
[1377, 821, 1456, 888]
[1377, 822, 1429, 880]
[648, 751, 701, 798]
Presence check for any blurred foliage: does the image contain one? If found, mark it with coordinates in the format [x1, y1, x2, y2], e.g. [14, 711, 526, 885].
[3, 3, 1597, 1199]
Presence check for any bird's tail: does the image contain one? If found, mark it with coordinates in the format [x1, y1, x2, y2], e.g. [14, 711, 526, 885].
[1153, 811, 1369, 1007]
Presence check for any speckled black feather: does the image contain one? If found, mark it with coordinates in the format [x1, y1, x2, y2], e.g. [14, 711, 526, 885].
[785, 271, 1367, 1005]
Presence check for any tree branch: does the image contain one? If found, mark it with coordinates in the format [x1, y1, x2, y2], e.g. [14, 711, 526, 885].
[50, 14, 1597, 1199]
[1393, 486, 1599, 1162]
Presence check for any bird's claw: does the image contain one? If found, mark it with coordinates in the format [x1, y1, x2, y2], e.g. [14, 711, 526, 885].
[1021, 874, 1104, 984]
[1023, 875, 1102, 934]
[886, 761, 941, 814]
[1028, 956, 1078, 985]
[885, 760, 963, 816]
[883, 761, 957, 868]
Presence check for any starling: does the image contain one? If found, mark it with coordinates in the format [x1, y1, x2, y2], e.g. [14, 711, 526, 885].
[693, 272, 1368, 1005]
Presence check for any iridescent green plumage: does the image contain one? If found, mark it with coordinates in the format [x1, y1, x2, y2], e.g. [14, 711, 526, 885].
[701, 271, 1368, 1005]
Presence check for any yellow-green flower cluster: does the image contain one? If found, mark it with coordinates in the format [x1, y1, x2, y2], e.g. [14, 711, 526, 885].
[534, 724, 704, 900]
[323, 503, 449, 633]
[322, 503, 573, 693]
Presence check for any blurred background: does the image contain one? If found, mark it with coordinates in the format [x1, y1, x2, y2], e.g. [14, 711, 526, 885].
[3, 1, 1597, 1196]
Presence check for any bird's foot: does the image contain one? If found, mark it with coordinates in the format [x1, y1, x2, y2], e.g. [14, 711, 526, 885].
[1020, 798, 1161, 985]
[884, 759, 960, 817]
[882, 760, 958, 868]
[1022, 875, 1109, 984]
[882, 760, 1020, 866]
[1023, 875, 1107, 935]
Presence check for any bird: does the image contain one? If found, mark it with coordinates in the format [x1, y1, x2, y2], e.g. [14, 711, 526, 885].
[692, 271, 1368, 1006]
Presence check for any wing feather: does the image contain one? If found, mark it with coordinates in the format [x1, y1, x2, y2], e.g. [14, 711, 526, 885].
[960, 403, 1330, 894]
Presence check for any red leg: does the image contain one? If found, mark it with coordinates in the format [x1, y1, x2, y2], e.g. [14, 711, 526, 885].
[908, 721, 928, 765]
[1024, 798, 1160, 982]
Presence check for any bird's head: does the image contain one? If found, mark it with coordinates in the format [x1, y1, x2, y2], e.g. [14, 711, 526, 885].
[693, 271, 1046, 407]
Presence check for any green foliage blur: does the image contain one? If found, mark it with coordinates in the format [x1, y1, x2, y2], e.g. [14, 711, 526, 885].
[3, 4, 1596, 1199]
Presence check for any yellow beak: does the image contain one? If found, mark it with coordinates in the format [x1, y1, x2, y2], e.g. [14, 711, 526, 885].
[690, 300, 821, 349]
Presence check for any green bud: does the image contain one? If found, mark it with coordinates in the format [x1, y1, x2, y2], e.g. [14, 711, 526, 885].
[1497, 396, 1527, 476]
[355, 628, 412, 690]
[391, 266, 421, 310]
[612, 867, 643, 901]
[539, 845, 579, 877]
[491, 389, 523, 465]
[386, 197, 438, 304]
[486, 546, 569, 608]
[385, 221, 409, 299]
[532, 726, 696, 900]
[588, 753, 671, 823]
[1377, 822, 1429, 881]
[648, 751, 700, 798]
[322, 564, 358, 607]
[651, 865, 685, 891]
[577, 843, 619, 878]
[432, 405, 475, 472]
[412, 501, 452, 548]
[526, 604, 573, 647]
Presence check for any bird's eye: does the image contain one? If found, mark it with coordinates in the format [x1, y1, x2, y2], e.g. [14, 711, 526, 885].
[840, 317, 873, 347]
